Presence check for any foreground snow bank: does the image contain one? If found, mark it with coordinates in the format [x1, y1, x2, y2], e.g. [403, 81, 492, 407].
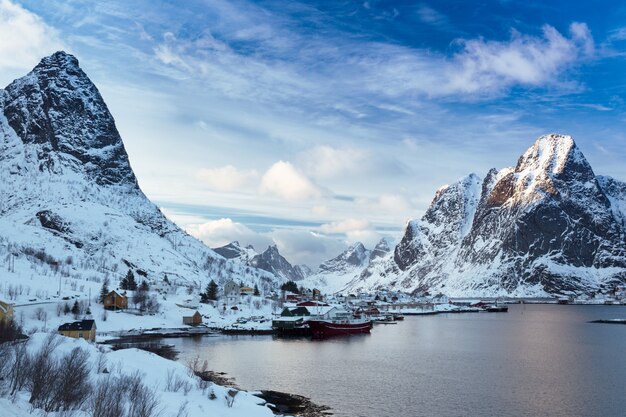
[0, 333, 273, 417]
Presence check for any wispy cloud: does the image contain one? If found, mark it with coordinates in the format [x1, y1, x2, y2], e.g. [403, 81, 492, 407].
[416, 3, 452, 31]
[0, 0, 66, 78]
[197, 165, 258, 192]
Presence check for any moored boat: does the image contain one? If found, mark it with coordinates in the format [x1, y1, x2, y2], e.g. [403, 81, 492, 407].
[308, 317, 373, 338]
[485, 305, 508, 312]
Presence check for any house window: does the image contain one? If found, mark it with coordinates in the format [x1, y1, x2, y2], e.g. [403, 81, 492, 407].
[79, 332, 83, 338]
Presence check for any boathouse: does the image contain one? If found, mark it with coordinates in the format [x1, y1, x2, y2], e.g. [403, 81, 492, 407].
[183, 311, 203, 326]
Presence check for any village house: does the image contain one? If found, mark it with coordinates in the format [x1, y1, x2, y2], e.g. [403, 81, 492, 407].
[58, 319, 97, 342]
[103, 290, 128, 310]
[223, 280, 239, 304]
[183, 311, 203, 326]
[0, 300, 14, 322]
[240, 286, 255, 296]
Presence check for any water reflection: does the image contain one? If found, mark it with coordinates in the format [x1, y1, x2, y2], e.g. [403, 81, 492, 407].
[172, 305, 626, 417]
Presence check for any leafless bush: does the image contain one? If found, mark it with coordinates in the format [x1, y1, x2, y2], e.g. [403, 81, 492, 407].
[8, 341, 30, 396]
[124, 372, 160, 417]
[28, 333, 62, 409]
[52, 347, 92, 411]
[95, 351, 107, 373]
[174, 401, 189, 417]
[92, 372, 160, 417]
[34, 307, 47, 321]
[91, 375, 125, 417]
[165, 369, 192, 394]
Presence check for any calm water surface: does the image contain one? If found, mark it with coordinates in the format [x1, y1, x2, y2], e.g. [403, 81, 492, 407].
[172, 305, 626, 417]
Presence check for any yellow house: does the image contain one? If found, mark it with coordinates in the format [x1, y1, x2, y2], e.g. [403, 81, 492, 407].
[240, 286, 255, 296]
[0, 300, 14, 321]
[58, 319, 97, 342]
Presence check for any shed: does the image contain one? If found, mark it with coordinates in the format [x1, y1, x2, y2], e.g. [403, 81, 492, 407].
[183, 311, 203, 326]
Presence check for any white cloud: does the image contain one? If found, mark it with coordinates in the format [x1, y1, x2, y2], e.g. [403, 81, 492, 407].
[299, 145, 369, 179]
[319, 218, 381, 250]
[186, 218, 272, 250]
[0, 0, 65, 74]
[187, 217, 348, 266]
[311, 205, 330, 217]
[196, 165, 258, 192]
[446, 23, 594, 94]
[356, 194, 414, 215]
[271, 229, 347, 267]
[320, 218, 372, 234]
[259, 160, 324, 201]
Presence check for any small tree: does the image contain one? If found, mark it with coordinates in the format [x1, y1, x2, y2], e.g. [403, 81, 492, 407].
[133, 282, 149, 312]
[63, 302, 71, 315]
[207, 280, 218, 301]
[121, 270, 137, 291]
[281, 280, 299, 294]
[254, 284, 260, 296]
[71, 300, 80, 318]
[99, 277, 110, 303]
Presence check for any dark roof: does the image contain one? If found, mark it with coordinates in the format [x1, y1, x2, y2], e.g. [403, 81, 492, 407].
[58, 319, 96, 331]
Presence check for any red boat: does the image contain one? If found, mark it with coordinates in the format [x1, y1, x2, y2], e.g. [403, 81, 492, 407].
[308, 318, 373, 338]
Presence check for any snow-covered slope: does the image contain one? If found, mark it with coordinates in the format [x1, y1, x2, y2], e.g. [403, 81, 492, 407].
[347, 134, 626, 297]
[0, 51, 277, 292]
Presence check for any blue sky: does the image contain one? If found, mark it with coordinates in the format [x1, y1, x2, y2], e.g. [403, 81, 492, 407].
[2, 0, 626, 265]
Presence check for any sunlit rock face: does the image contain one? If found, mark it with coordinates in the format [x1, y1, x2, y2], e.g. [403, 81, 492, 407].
[350, 134, 626, 297]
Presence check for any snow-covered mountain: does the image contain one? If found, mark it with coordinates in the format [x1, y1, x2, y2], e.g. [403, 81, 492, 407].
[212, 241, 257, 263]
[213, 240, 310, 282]
[0, 51, 277, 292]
[346, 134, 626, 297]
[249, 245, 308, 282]
[303, 239, 392, 293]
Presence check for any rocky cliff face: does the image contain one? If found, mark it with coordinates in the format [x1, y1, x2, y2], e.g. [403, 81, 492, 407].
[349, 134, 626, 296]
[0, 51, 275, 290]
[250, 245, 306, 281]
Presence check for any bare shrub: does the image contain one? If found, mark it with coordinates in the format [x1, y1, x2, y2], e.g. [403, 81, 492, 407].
[53, 347, 92, 411]
[28, 333, 62, 410]
[8, 341, 30, 396]
[165, 369, 192, 395]
[91, 375, 125, 417]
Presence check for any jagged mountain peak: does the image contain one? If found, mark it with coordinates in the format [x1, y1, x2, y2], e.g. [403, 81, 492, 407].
[2, 50, 136, 187]
[34, 50, 80, 72]
[250, 244, 304, 281]
[515, 134, 579, 175]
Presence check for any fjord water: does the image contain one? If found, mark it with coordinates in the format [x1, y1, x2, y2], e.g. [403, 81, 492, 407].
[172, 305, 626, 417]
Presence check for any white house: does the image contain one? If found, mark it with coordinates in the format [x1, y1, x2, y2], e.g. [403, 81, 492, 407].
[223, 280, 239, 305]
